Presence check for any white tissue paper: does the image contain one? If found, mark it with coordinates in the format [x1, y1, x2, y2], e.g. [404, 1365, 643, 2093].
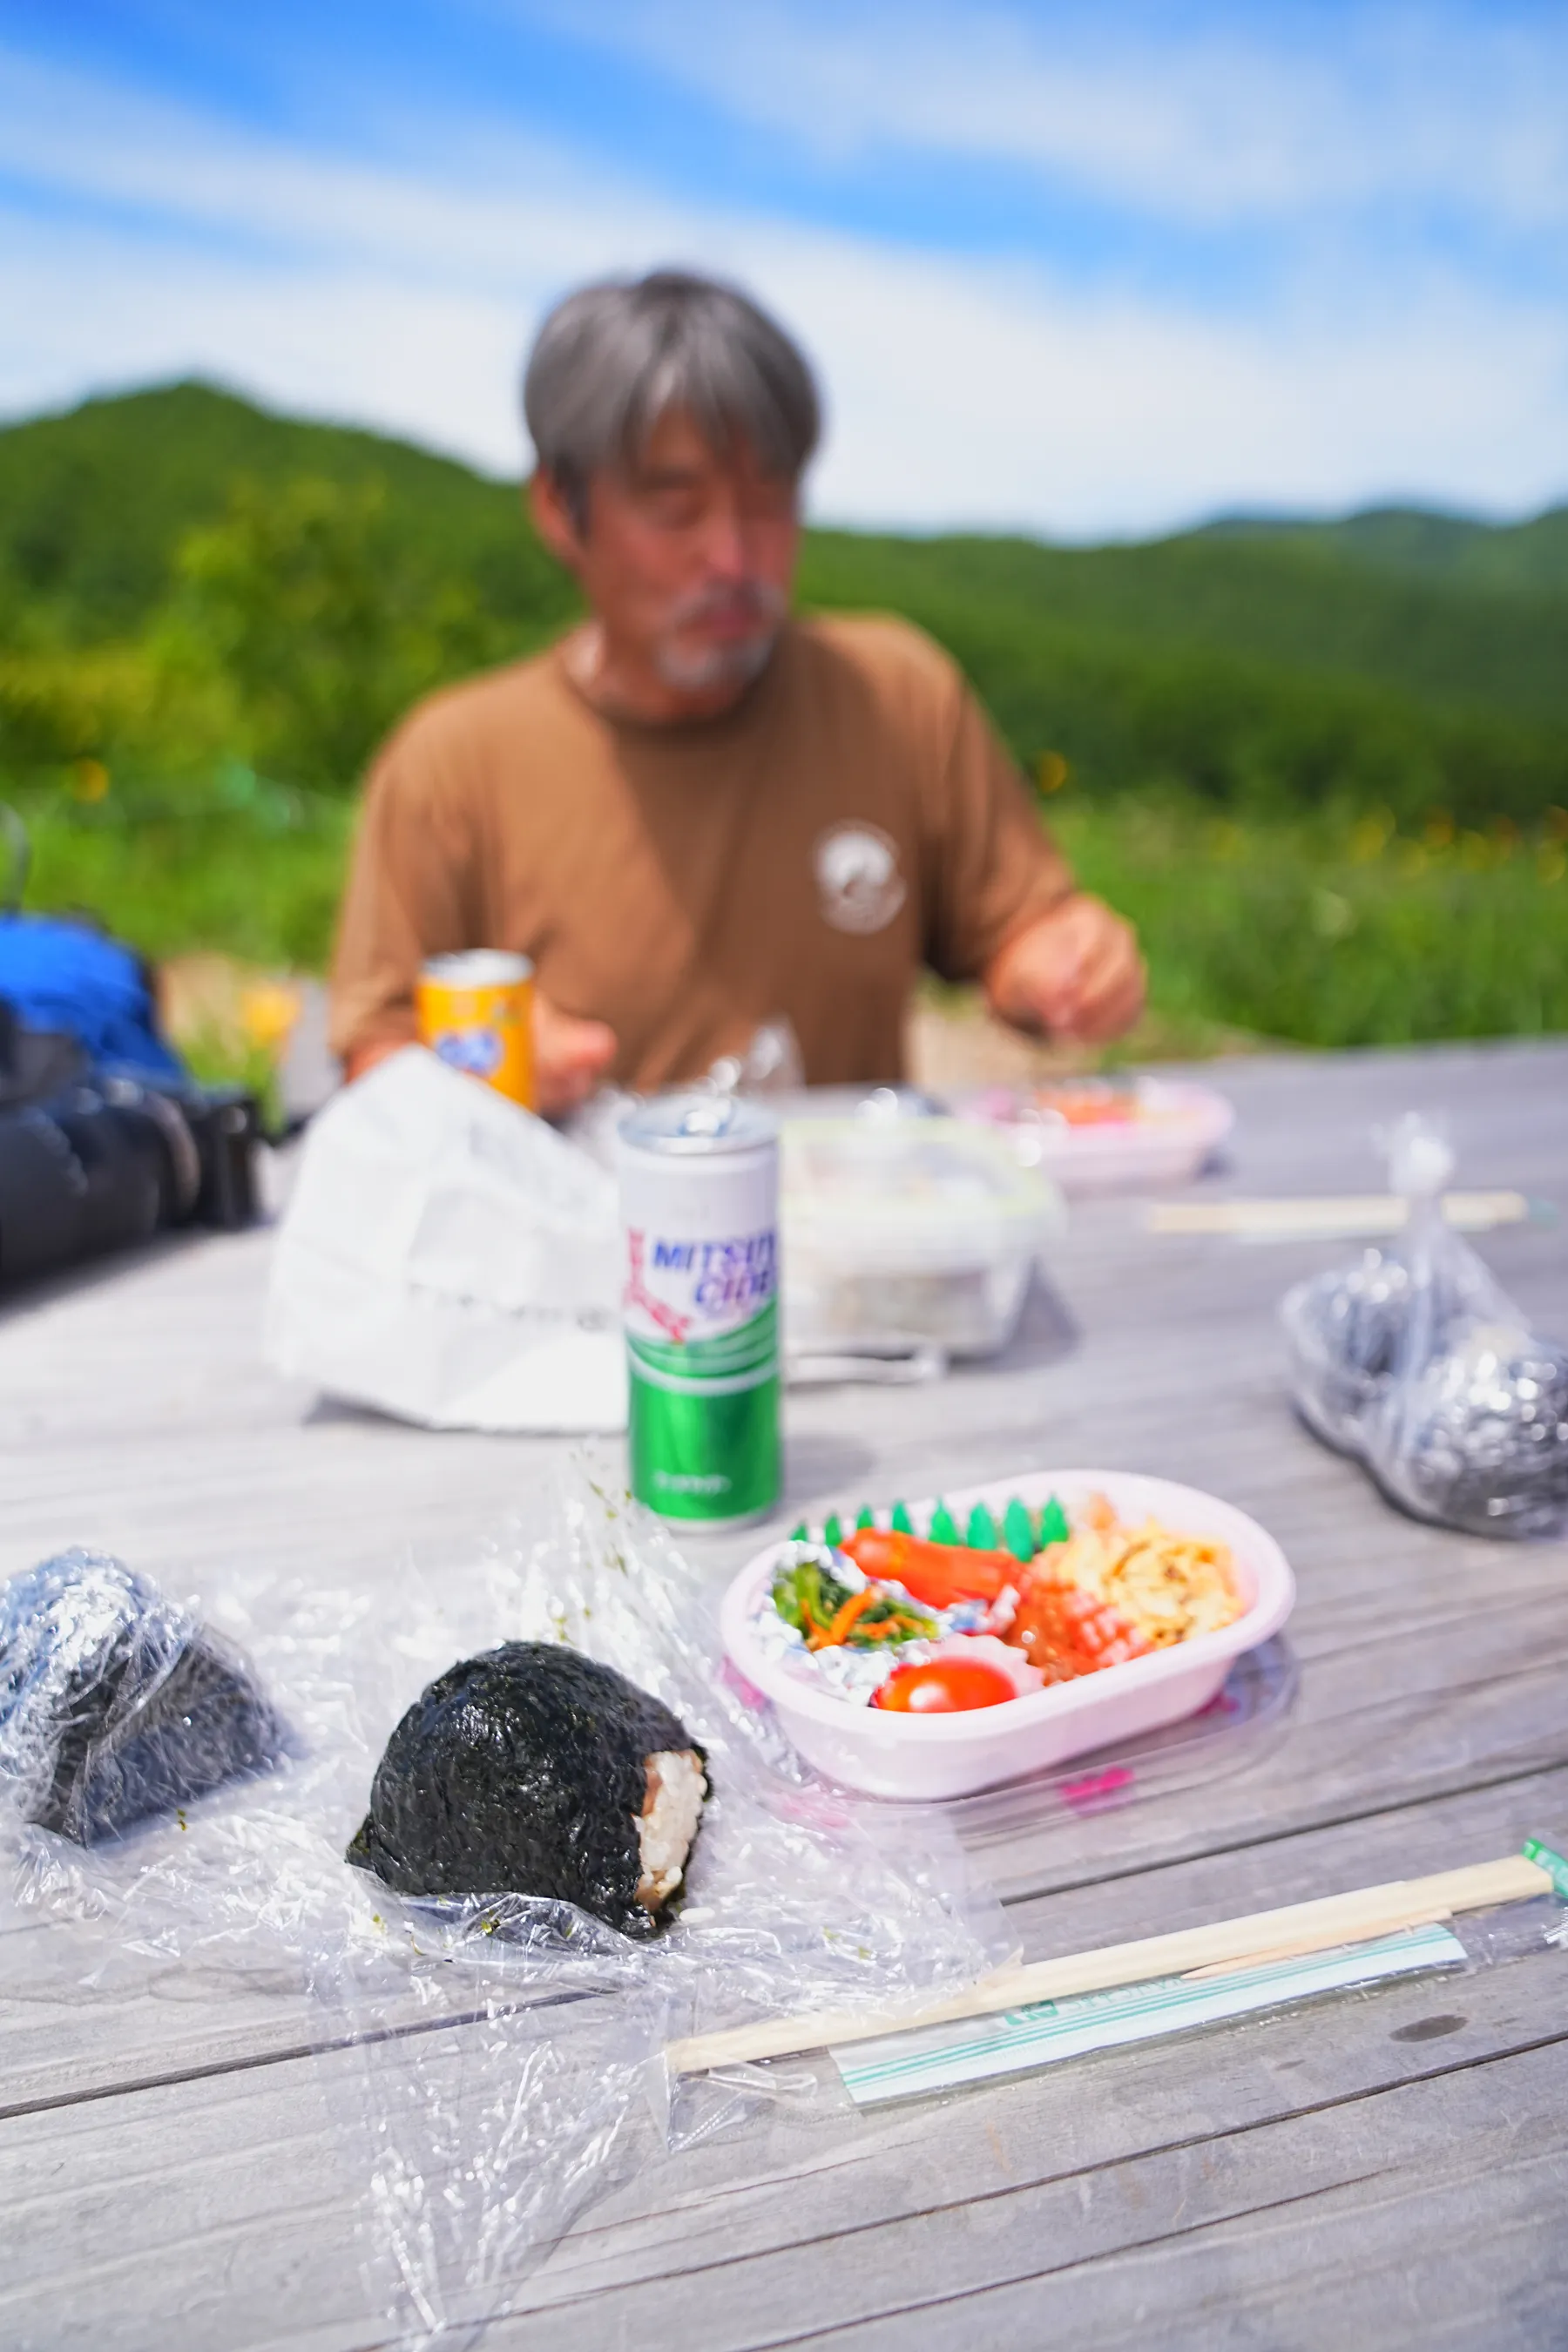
[264, 1048, 626, 1431]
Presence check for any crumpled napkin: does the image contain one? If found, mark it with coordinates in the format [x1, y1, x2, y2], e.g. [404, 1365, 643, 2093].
[263, 1048, 626, 1431]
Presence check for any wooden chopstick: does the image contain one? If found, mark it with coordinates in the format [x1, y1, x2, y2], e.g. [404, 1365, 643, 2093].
[1178, 1915, 1445, 1982]
[1146, 1191, 1530, 1240]
[665, 1853, 1551, 2076]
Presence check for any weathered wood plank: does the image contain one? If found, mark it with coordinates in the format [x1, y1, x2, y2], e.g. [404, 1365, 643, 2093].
[653, 2044, 1568, 2352]
[3, 1923, 1562, 2350]
[3, 1765, 1565, 2349]
[593, 2039, 1568, 2352]
[0, 1042, 1563, 2349]
[0, 1639, 1561, 2119]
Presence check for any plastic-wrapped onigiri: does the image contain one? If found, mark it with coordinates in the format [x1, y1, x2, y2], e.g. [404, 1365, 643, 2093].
[347, 1642, 708, 1937]
[0, 1549, 286, 1844]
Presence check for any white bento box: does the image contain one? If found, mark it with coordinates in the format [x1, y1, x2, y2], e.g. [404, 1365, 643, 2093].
[720, 1467, 1295, 1801]
[954, 1078, 1235, 1194]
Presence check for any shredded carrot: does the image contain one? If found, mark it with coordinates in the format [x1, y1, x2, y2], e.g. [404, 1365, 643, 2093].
[809, 1586, 875, 1651]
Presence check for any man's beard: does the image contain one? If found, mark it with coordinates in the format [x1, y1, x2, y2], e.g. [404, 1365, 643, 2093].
[652, 581, 787, 695]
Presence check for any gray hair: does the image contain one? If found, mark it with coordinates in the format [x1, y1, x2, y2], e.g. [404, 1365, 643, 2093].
[523, 270, 821, 524]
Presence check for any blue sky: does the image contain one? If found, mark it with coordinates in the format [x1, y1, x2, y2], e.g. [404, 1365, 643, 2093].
[3, 1, 1566, 536]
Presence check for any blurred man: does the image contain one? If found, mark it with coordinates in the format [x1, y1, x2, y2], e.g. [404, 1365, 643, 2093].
[331, 270, 1144, 1110]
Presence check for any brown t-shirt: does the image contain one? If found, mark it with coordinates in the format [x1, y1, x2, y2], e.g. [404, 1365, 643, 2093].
[329, 612, 1072, 1088]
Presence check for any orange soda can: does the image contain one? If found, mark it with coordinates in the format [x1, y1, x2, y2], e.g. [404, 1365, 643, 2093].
[416, 950, 535, 1108]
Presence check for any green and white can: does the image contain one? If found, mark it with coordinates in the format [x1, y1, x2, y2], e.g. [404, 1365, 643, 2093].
[618, 1094, 780, 1529]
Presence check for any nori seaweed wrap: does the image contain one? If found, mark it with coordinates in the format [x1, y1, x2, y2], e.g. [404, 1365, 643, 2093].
[0, 1549, 287, 1844]
[347, 1642, 708, 1938]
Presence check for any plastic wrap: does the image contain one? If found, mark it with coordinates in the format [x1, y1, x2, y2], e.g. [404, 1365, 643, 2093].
[0, 1549, 287, 1846]
[1283, 1117, 1568, 1538]
[3, 1467, 1004, 2347]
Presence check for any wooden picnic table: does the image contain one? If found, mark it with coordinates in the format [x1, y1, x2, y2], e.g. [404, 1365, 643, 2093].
[2, 1038, 1565, 2350]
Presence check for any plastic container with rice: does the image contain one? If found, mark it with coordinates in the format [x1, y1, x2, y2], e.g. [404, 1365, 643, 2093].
[781, 1117, 1064, 1361]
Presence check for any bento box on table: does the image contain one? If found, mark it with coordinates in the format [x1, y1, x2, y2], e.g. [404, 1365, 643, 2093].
[721, 1469, 1294, 1801]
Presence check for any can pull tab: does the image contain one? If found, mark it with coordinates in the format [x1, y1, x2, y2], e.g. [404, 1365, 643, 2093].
[679, 1097, 740, 1139]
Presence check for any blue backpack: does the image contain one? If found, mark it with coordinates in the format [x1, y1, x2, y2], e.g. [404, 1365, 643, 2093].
[0, 913, 186, 1083]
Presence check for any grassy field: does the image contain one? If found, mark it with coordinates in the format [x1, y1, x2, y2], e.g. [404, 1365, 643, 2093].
[16, 784, 354, 971]
[3, 379, 1565, 1064]
[17, 780, 1565, 1064]
[1057, 795, 1568, 1050]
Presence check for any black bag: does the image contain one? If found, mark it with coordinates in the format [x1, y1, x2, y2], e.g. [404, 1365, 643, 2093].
[0, 1033, 262, 1288]
[0, 804, 265, 1286]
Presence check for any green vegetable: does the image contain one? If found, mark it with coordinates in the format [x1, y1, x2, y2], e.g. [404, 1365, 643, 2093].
[772, 1558, 851, 1634]
[770, 1558, 938, 1648]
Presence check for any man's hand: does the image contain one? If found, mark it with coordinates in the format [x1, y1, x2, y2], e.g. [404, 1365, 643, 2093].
[533, 990, 617, 1114]
[983, 894, 1146, 1045]
[343, 990, 617, 1115]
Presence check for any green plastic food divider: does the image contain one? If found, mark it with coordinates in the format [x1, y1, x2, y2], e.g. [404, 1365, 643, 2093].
[1037, 1496, 1071, 1546]
[800, 1491, 1075, 1554]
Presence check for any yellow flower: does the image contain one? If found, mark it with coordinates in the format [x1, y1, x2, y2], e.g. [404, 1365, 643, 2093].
[240, 979, 302, 1056]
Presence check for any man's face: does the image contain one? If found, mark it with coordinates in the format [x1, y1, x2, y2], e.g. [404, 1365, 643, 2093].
[535, 409, 801, 704]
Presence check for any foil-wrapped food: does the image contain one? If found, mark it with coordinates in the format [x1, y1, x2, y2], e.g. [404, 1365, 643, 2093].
[1283, 1173, 1568, 1540]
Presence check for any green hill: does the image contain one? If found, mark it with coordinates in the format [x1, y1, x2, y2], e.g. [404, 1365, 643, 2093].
[800, 523, 1568, 727]
[2, 377, 1565, 827]
[1199, 504, 1568, 595]
[0, 379, 576, 641]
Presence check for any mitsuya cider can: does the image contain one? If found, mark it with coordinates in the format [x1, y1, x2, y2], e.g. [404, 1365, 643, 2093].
[416, 950, 535, 1107]
[618, 1096, 780, 1528]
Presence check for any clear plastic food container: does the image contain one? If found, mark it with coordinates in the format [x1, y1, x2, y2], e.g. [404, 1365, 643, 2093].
[781, 1117, 1064, 1360]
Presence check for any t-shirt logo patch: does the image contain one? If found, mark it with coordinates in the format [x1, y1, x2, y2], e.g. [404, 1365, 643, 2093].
[814, 823, 906, 935]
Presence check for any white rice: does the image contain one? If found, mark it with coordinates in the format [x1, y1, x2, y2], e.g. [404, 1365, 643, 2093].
[637, 1748, 707, 1910]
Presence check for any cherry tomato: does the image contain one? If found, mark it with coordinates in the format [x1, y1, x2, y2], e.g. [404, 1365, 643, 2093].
[872, 1657, 1020, 1713]
[841, 1530, 1012, 1610]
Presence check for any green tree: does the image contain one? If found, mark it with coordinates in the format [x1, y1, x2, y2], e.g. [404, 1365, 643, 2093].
[173, 475, 517, 790]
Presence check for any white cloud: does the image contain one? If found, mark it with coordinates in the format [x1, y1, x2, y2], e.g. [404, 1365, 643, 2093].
[525, 0, 1568, 231]
[2, 42, 1565, 534]
[0, 212, 536, 476]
